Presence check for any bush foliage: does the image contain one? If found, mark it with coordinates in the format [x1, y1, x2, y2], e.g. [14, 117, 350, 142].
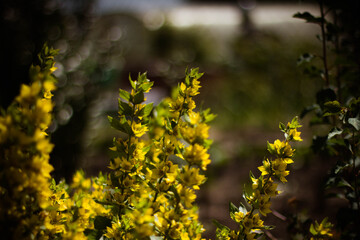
[0, 44, 303, 239]
[1, 1, 359, 239]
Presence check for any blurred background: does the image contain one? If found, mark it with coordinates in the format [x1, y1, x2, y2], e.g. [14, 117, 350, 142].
[0, 0, 344, 238]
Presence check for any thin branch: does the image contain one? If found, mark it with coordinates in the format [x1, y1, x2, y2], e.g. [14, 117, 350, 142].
[319, 0, 330, 87]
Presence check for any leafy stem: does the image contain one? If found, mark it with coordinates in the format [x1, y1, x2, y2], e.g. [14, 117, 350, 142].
[352, 131, 360, 218]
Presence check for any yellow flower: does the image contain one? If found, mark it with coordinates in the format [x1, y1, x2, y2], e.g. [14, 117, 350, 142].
[16, 82, 42, 104]
[272, 158, 289, 183]
[179, 165, 206, 190]
[258, 195, 272, 216]
[310, 218, 333, 239]
[186, 98, 196, 111]
[71, 170, 91, 190]
[288, 128, 302, 141]
[268, 140, 294, 158]
[263, 179, 279, 197]
[184, 144, 211, 170]
[177, 184, 197, 208]
[105, 220, 123, 239]
[188, 111, 201, 125]
[234, 212, 245, 223]
[258, 159, 271, 176]
[131, 122, 148, 137]
[169, 96, 184, 113]
[43, 81, 56, 99]
[168, 221, 182, 239]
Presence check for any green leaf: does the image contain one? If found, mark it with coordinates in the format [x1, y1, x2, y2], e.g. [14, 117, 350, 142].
[94, 216, 112, 231]
[202, 108, 217, 123]
[108, 116, 119, 130]
[170, 185, 181, 203]
[108, 116, 131, 134]
[165, 117, 173, 131]
[243, 182, 255, 203]
[293, 12, 323, 24]
[119, 101, 133, 116]
[133, 91, 144, 105]
[142, 144, 152, 154]
[203, 139, 213, 148]
[143, 103, 153, 117]
[261, 225, 275, 230]
[212, 219, 230, 231]
[138, 72, 148, 84]
[128, 144, 137, 156]
[309, 223, 317, 235]
[348, 117, 360, 130]
[119, 89, 131, 101]
[337, 178, 354, 190]
[334, 163, 350, 174]
[267, 141, 275, 155]
[249, 170, 255, 179]
[129, 74, 136, 89]
[320, 217, 333, 228]
[279, 122, 286, 132]
[229, 202, 238, 214]
[328, 127, 343, 139]
[326, 177, 354, 190]
[238, 202, 248, 215]
[140, 82, 153, 92]
[84, 229, 101, 240]
[324, 100, 342, 115]
[289, 116, 302, 129]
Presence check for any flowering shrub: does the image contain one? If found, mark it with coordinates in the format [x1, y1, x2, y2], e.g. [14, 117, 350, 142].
[100, 68, 214, 239]
[0, 45, 59, 239]
[0, 44, 215, 239]
[213, 118, 302, 239]
[0, 42, 306, 239]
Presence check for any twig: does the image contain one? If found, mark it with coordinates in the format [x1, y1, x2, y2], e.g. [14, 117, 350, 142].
[319, 0, 330, 87]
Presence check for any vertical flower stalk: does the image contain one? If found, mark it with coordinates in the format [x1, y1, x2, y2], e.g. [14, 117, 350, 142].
[214, 117, 302, 240]
[100, 68, 215, 240]
[0, 44, 58, 239]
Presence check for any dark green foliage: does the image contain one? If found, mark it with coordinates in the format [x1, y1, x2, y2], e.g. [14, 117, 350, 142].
[296, 0, 360, 238]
